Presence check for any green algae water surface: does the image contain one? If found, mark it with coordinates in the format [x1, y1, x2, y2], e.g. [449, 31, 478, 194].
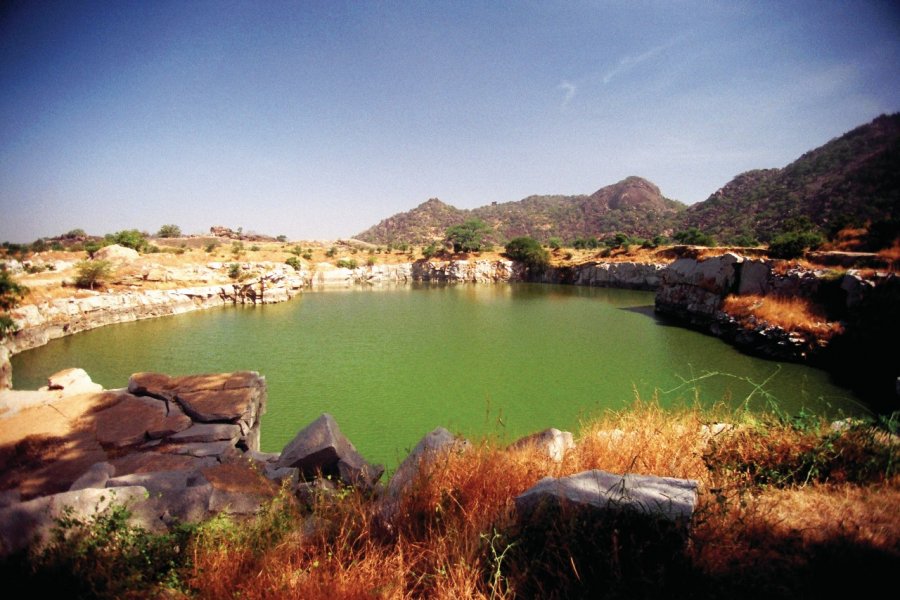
[11, 284, 865, 468]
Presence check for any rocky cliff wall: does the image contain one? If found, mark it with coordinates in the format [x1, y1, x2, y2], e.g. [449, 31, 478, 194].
[654, 253, 891, 363]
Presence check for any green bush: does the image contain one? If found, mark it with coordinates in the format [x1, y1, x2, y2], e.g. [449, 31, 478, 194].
[0, 265, 27, 338]
[156, 224, 181, 238]
[366, 256, 377, 266]
[204, 241, 219, 253]
[276, 235, 288, 243]
[74, 260, 113, 290]
[336, 258, 358, 269]
[547, 237, 563, 250]
[285, 257, 301, 271]
[325, 246, 337, 258]
[768, 231, 824, 259]
[106, 230, 148, 252]
[504, 237, 550, 273]
[25, 499, 194, 599]
[422, 242, 440, 259]
[227, 263, 243, 279]
[673, 228, 715, 246]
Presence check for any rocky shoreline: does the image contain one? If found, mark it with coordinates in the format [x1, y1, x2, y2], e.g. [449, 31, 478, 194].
[3, 251, 896, 405]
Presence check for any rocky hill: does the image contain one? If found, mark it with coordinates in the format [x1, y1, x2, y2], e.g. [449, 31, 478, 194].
[356, 114, 899, 247]
[682, 113, 900, 243]
[355, 176, 685, 245]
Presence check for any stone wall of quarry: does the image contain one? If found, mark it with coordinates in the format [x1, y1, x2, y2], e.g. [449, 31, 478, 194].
[654, 253, 899, 408]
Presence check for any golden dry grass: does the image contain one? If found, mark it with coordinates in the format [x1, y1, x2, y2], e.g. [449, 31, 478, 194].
[176, 404, 898, 599]
[722, 293, 843, 338]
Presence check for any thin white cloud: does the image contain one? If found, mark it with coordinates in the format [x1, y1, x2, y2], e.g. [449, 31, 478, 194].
[558, 80, 577, 107]
[602, 37, 684, 85]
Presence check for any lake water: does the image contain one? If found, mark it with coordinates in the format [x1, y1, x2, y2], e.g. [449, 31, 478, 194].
[11, 284, 865, 468]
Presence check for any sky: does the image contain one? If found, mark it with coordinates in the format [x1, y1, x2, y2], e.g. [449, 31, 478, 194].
[1, 1, 898, 242]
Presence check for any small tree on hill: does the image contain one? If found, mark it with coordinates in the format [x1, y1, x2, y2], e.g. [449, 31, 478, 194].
[505, 237, 550, 274]
[156, 224, 182, 238]
[445, 219, 492, 253]
[74, 260, 113, 290]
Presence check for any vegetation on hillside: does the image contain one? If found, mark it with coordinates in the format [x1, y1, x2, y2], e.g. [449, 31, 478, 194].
[355, 177, 686, 246]
[0, 265, 27, 337]
[5, 403, 897, 599]
[683, 113, 900, 244]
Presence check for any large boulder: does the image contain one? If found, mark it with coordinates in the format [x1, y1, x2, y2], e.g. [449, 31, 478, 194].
[92, 244, 139, 263]
[0, 345, 11, 391]
[516, 469, 698, 523]
[275, 413, 383, 489]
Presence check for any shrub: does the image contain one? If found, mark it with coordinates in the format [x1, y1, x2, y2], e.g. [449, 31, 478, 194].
[547, 237, 563, 250]
[366, 256, 377, 266]
[285, 257, 301, 271]
[768, 230, 824, 259]
[336, 258, 357, 269]
[231, 241, 244, 257]
[301, 251, 313, 260]
[673, 227, 715, 246]
[422, 242, 440, 259]
[276, 235, 288, 243]
[156, 224, 181, 238]
[249, 245, 261, 252]
[0, 265, 27, 338]
[325, 246, 337, 258]
[227, 263, 242, 279]
[25, 499, 194, 598]
[505, 237, 550, 273]
[74, 260, 113, 290]
[107, 230, 148, 252]
[204, 241, 219, 253]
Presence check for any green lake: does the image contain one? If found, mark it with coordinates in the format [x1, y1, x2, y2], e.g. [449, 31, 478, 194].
[10, 284, 866, 468]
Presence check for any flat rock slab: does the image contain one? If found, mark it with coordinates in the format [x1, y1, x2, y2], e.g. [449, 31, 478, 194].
[93, 393, 191, 447]
[168, 423, 241, 444]
[69, 462, 115, 491]
[176, 388, 258, 423]
[110, 451, 217, 477]
[107, 469, 207, 496]
[201, 463, 278, 514]
[45, 368, 103, 395]
[515, 469, 699, 523]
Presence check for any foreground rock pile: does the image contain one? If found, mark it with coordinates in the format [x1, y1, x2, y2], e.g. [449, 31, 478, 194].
[0, 371, 699, 559]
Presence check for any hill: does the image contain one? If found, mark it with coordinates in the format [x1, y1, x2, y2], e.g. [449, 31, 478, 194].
[355, 176, 686, 245]
[355, 114, 900, 247]
[682, 113, 900, 243]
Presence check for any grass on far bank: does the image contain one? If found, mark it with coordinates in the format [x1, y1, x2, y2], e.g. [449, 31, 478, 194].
[5, 401, 898, 599]
[722, 293, 845, 339]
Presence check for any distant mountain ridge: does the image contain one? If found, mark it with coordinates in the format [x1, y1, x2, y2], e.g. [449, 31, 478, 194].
[355, 176, 685, 244]
[354, 114, 900, 245]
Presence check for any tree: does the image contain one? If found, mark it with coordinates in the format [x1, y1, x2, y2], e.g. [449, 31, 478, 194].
[156, 224, 182, 238]
[74, 260, 113, 290]
[505, 237, 550, 273]
[445, 219, 492, 253]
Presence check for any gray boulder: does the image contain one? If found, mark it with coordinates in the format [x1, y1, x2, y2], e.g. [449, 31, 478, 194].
[515, 469, 698, 523]
[510, 428, 574, 462]
[275, 413, 383, 489]
[69, 462, 115, 491]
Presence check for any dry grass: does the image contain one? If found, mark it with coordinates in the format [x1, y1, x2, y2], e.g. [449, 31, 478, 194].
[722, 293, 843, 338]
[173, 404, 898, 599]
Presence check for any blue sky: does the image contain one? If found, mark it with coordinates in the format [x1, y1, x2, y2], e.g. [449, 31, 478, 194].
[1, 0, 898, 242]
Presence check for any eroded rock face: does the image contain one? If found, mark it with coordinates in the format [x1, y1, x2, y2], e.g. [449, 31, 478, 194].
[276, 413, 384, 490]
[128, 371, 266, 451]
